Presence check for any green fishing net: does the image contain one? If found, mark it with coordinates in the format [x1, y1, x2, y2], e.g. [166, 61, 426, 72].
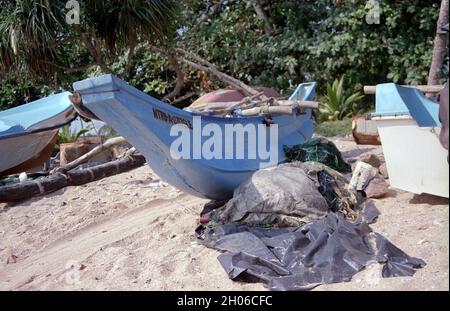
[0, 177, 20, 186]
[284, 138, 351, 173]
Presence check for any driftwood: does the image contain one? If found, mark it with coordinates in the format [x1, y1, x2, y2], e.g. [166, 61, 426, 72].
[175, 49, 263, 98]
[193, 99, 320, 116]
[240, 106, 293, 116]
[0, 154, 146, 202]
[277, 100, 320, 109]
[170, 92, 196, 105]
[190, 92, 265, 111]
[364, 85, 444, 95]
[55, 136, 127, 173]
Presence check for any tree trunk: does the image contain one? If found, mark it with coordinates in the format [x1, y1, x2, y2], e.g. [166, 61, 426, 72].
[0, 155, 146, 202]
[428, 0, 449, 85]
[162, 52, 185, 102]
[250, 0, 274, 36]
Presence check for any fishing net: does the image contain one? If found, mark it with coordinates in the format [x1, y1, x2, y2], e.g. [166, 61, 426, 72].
[204, 162, 358, 228]
[284, 138, 352, 173]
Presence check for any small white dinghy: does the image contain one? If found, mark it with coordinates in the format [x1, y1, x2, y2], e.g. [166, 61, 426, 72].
[373, 84, 448, 198]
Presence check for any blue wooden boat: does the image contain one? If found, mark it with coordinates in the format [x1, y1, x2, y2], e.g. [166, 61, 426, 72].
[372, 83, 448, 198]
[72, 75, 316, 200]
[0, 92, 76, 176]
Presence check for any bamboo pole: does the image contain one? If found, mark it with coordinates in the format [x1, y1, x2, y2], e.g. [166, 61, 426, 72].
[240, 106, 293, 116]
[54, 136, 127, 173]
[364, 85, 444, 95]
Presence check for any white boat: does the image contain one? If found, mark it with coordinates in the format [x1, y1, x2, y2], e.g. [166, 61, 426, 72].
[373, 83, 448, 198]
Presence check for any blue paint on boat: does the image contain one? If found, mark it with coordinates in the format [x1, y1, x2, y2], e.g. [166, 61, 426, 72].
[0, 92, 76, 175]
[374, 83, 441, 127]
[0, 92, 75, 138]
[73, 75, 317, 200]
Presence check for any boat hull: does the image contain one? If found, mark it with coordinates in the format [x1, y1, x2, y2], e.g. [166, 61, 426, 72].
[374, 83, 449, 198]
[73, 75, 317, 200]
[375, 116, 448, 197]
[0, 130, 58, 176]
[0, 92, 76, 176]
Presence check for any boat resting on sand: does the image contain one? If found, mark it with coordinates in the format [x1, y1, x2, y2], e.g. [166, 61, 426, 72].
[0, 92, 76, 177]
[72, 75, 317, 200]
[373, 83, 448, 198]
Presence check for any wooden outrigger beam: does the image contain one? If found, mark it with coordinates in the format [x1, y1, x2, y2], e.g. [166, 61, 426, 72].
[364, 85, 444, 95]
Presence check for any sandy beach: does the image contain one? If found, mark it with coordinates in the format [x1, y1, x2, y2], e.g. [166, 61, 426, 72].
[0, 137, 448, 291]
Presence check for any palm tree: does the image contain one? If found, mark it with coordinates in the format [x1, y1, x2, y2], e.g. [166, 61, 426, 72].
[0, 0, 179, 81]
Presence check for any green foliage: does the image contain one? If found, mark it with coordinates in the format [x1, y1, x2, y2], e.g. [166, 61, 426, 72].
[180, 0, 441, 94]
[315, 118, 353, 138]
[0, 76, 49, 111]
[0, 0, 180, 107]
[82, 0, 180, 53]
[0, 0, 444, 112]
[319, 76, 365, 121]
[57, 125, 92, 145]
[0, 0, 179, 81]
[0, 0, 67, 78]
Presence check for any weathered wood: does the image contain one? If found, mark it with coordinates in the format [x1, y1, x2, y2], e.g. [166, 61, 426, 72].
[194, 99, 319, 114]
[240, 106, 293, 116]
[277, 100, 320, 109]
[170, 92, 196, 105]
[364, 85, 444, 95]
[190, 92, 265, 111]
[55, 136, 127, 173]
[0, 174, 68, 202]
[0, 155, 146, 202]
[67, 154, 144, 185]
[175, 50, 263, 97]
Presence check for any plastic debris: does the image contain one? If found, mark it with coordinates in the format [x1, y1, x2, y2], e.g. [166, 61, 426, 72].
[348, 161, 378, 191]
[196, 202, 425, 291]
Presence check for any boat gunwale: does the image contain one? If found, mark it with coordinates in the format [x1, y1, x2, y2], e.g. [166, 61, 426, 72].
[0, 113, 77, 140]
[75, 74, 317, 124]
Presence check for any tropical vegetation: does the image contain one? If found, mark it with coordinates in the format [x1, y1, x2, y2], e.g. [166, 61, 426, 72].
[0, 0, 447, 126]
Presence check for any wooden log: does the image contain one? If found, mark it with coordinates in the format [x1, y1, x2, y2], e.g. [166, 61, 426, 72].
[67, 154, 145, 186]
[364, 85, 444, 94]
[276, 100, 320, 109]
[240, 106, 293, 116]
[55, 136, 127, 173]
[0, 174, 68, 202]
[0, 155, 146, 202]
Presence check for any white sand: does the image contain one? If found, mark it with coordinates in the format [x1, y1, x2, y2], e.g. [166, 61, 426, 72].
[0, 137, 448, 291]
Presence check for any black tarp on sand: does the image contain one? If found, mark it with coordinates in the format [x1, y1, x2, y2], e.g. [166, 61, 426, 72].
[196, 203, 426, 291]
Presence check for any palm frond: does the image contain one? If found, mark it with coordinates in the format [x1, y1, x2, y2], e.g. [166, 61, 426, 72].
[319, 75, 365, 121]
[83, 0, 180, 54]
[0, 0, 68, 78]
